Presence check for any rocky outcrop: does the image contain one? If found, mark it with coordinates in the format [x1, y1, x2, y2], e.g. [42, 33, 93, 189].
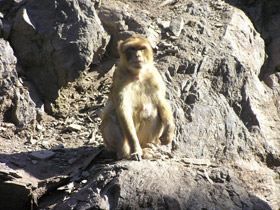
[98, 0, 160, 56]
[55, 160, 272, 210]
[9, 0, 109, 101]
[0, 39, 36, 126]
[0, 0, 279, 209]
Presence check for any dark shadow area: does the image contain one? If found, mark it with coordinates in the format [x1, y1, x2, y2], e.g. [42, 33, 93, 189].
[0, 146, 100, 180]
[0, 145, 113, 210]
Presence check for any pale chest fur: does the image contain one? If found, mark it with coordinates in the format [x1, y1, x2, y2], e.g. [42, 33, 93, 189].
[127, 79, 158, 120]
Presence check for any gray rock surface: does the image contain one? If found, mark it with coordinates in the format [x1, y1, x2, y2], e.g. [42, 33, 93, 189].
[54, 160, 272, 210]
[98, 0, 160, 55]
[9, 0, 110, 101]
[29, 150, 55, 160]
[0, 38, 36, 126]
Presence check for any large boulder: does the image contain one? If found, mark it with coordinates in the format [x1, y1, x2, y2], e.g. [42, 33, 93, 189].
[98, 0, 160, 57]
[54, 160, 272, 210]
[0, 38, 36, 126]
[10, 0, 110, 101]
[152, 0, 277, 163]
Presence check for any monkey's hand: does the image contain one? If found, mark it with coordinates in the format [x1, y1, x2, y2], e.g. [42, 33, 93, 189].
[160, 123, 174, 145]
[130, 152, 142, 161]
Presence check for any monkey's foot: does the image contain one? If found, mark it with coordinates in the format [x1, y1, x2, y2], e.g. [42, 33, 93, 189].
[142, 147, 162, 160]
[130, 153, 142, 161]
[142, 148, 155, 160]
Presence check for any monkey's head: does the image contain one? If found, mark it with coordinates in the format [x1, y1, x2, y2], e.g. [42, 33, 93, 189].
[118, 35, 153, 74]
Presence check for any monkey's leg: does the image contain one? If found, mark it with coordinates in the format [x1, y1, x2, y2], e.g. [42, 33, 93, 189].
[135, 115, 164, 161]
[158, 99, 175, 145]
[138, 115, 164, 147]
[101, 114, 130, 159]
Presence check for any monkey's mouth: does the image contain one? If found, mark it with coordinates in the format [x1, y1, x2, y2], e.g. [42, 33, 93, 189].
[131, 61, 145, 68]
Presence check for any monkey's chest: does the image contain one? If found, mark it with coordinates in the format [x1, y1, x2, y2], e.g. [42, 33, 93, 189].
[131, 105, 156, 127]
[133, 98, 158, 120]
[138, 104, 153, 118]
[129, 82, 158, 119]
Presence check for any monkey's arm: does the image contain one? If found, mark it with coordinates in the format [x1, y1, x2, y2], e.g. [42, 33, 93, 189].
[115, 101, 143, 161]
[111, 76, 143, 160]
[157, 96, 175, 145]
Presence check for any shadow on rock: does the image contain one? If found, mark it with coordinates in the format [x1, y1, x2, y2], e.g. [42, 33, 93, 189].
[0, 146, 104, 210]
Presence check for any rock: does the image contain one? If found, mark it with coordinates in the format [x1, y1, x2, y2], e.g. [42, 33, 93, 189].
[0, 38, 36, 126]
[223, 8, 265, 76]
[54, 161, 272, 210]
[0, 163, 23, 179]
[0, 39, 17, 122]
[88, 129, 96, 144]
[10, 0, 110, 101]
[0, 163, 35, 210]
[31, 160, 38, 165]
[98, 0, 160, 55]
[52, 144, 65, 152]
[68, 158, 77, 165]
[29, 150, 55, 160]
[0, 181, 33, 210]
[28, 135, 36, 145]
[68, 123, 82, 131]
[81, 171, 90, 178]
[169, 17, 184, 37]
[0, 162, 69, 210]
[181, 158, 212, 166]
[57, 182, 75, 194]
[10, 86, 37, 127]
[157, 18, 171, 29]
[36, 124, 43, 131]
[237, 1, 280, 158]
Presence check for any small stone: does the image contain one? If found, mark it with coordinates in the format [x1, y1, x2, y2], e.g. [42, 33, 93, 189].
[88, 130, 96, 144]
[68, 124, 82, 131]
[29, 150, 55, 160]
[157, 19, 171, 29]
[29, 136, 37, 145]
[58, 182, 75, 194]
[11, 161, 26, 168]
[68, 158, 77, 164]
[58, 137, 65, 142]
[181, 158, 211, 166]
[31, 160, 38, 165]
[81, 171, 90, 178]
[52, 144, 65, 152]
[169, 17, 184, 36]
[36, 124, 43, 130]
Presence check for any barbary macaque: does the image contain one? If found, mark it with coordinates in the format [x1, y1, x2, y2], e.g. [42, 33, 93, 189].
[101, 35, 174, 161]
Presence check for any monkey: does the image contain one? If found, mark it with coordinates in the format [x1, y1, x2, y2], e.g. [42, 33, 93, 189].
[100, 35, 175, 161]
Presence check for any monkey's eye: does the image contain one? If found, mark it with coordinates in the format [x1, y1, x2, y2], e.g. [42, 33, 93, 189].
[127, 47, 137, 52]
[139, 46, 146, 51]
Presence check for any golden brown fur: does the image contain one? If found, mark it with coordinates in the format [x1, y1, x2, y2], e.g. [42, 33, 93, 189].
[101, 35, 174, 161]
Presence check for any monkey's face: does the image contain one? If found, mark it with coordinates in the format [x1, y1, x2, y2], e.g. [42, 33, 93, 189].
[119, 36, 153, 74]
[125, 46, 148, 70]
